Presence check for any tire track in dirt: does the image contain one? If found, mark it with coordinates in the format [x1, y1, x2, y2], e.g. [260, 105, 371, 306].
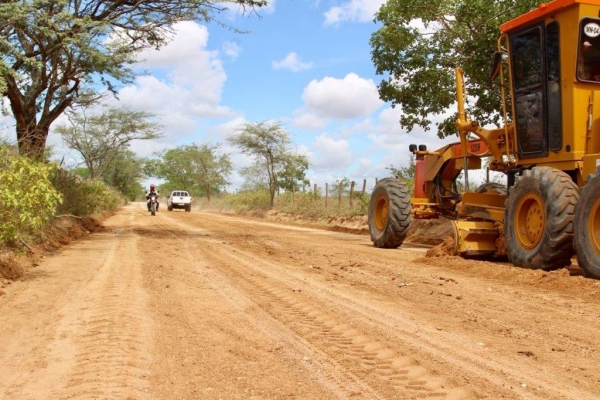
[196, 239, 476, 399]
[154, 211, 469, 399]
[47, 212, 152, 399]
[209, 241, 600, 399]
[138, 214, 379, 399]
[164, 211, 600, 399]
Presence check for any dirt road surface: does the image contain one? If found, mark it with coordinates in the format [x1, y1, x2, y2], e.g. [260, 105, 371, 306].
[2, 203, 600, 399]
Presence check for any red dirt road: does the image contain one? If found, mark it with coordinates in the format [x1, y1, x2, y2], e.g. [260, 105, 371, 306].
[1, 204, 600, 399]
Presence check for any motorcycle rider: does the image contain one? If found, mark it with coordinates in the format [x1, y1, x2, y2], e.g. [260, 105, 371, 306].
[146, 184, 160, 211]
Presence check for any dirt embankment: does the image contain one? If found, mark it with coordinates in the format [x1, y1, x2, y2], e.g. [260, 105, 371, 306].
[0, 215, 105, 292]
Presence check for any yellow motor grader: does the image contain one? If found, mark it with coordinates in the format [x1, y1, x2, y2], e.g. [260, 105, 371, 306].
[368, 0, 600, 278]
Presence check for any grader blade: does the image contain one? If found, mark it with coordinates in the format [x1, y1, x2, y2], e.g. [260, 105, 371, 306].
[451, 220, 500, 257]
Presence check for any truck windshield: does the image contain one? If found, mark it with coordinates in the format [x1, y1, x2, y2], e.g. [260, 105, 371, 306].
[578, 18, 600, 82]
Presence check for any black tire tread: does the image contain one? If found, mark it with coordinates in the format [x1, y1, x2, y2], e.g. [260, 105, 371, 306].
[574, 172, 600, 278]
[368, 178, 412, 248]
[504, 167, 578, 269]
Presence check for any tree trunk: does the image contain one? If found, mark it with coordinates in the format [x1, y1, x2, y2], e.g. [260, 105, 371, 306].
[16, 118, 49, 160]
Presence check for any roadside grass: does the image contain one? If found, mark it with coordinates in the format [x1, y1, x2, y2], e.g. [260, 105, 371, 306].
[193, 189, 370, 219]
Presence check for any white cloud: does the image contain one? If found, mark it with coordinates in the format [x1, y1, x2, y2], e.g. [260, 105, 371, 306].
[272, 53, 313, 72]
[122, 21, 231, 116]
[222, 41, 242, 60]
[292, 112, 326, 130]
[112, 21, 240, 159]
[324, 0, 386, 26]
[308, 133, 355, 171]
[301, 73, 383, 119]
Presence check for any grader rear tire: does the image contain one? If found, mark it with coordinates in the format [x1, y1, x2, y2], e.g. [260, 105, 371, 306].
[574, 172, 600, 279]
[504, 167, 578, 269]
[368, 178, 411, 248]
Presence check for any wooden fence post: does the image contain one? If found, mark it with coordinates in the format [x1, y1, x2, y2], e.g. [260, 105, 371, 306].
[325, 183, 329, 207]
[338, 182, 342, 206]
[349, 181, 355, 208]
[362, 179, 366, 195]
[313, 183, 317, 199]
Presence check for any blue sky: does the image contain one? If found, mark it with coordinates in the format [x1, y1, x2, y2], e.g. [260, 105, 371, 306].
[3, 0, 461, 190]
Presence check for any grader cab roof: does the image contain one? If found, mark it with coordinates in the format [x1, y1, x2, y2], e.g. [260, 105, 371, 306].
[500, 0, 600, 33]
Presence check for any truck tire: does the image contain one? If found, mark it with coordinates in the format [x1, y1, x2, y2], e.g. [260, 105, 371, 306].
[574, 172, 600, 279]
[504, 167, 578, 269]
[475, 182, 507, 196]
[185, 205, 191, 212]
[168, 205, 173, 211]
[368, 178, 411, 248]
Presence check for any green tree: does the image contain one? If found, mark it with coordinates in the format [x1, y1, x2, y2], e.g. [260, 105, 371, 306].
[0, 0, 266, 159]
[229, 121, 309, 207]
[329, 177, 351, 197]
[387, 154, 416, 194]
[101, 149, 145, 201]
[145, 143, 232, 201]
[239, 162, 269, 192]
[370, 0, 539, 138]
[278, 154, 310, 192]
[55, 106, 162, 179]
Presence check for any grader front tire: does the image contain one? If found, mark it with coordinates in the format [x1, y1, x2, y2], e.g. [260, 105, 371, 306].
[504, 167, 578, 269]
[368, 178, 411, 248]
[574, 173, 600, 279]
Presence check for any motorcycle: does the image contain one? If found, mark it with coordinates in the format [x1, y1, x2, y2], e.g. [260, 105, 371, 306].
[148, 194, 158, 216]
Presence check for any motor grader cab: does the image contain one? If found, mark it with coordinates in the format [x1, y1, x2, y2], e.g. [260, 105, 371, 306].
[368, 0, 600, 278]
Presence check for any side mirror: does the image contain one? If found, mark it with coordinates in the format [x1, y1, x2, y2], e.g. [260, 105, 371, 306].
[490, 51, 502, 81]
[409, 144, 417, 153]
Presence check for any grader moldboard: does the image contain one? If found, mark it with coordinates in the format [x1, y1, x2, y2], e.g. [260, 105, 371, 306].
[368, 0, 600, 278]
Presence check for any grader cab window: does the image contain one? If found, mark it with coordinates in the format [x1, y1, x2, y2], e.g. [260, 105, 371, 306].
[510, 25, 546, 157]
[578, 18, 600, 82]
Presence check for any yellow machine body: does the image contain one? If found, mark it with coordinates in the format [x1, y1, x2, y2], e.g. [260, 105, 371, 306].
[410, 0, 600, 260]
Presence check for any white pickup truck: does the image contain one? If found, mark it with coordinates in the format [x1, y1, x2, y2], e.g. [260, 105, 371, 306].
[167, 190, 192, 212]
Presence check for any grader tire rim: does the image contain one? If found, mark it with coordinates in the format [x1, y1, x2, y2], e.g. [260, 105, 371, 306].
[373, 194, 389, 232]
[514, 192, 545, 250]
[574, 173, 600, 279]
[368, 178, 411, 249]
[504, 167, 578, 269]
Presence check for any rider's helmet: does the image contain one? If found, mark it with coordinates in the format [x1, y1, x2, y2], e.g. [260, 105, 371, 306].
[150, 184, 155, 189]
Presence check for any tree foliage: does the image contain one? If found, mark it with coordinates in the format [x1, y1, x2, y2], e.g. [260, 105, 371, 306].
[371, 0, 539, 138]
[101, 149, 146, 201]
[55, 106, 161, 179]
[387, 154, 416, 194]
[0, 0, 267, 159]
[229, 121, 309, 207]
[145, 143, 232, 201]
[0, 146, 62, 243]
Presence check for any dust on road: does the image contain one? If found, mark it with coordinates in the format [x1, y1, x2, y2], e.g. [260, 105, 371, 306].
[1, 203, 600, 399]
